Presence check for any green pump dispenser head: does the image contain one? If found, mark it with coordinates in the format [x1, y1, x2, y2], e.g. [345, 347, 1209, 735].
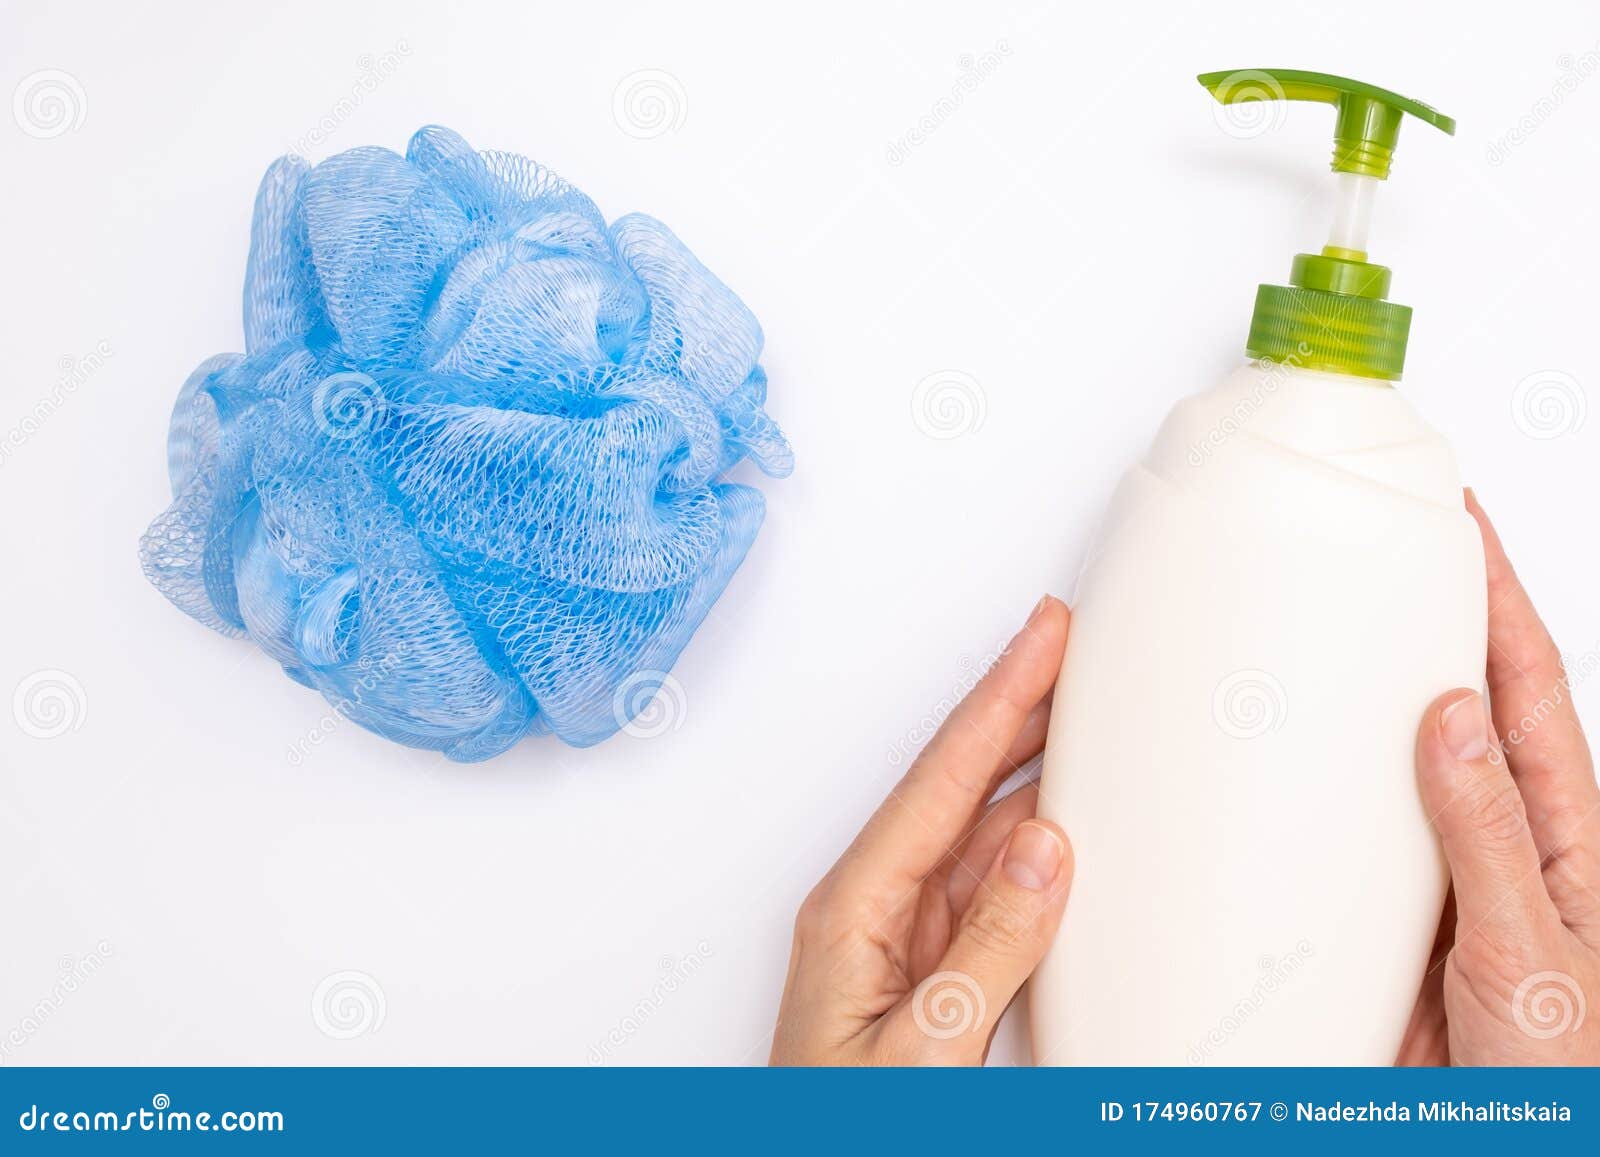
[1197, 69, 1456, 381]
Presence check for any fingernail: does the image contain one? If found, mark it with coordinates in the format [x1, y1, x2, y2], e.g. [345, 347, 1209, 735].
[1440, 692, 1489, 761]
[1003, 822, 1064, 891]
[1027, 595, 1054, 624]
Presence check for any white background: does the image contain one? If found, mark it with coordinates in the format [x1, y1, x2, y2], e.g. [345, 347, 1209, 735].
[4, 0, 1599, 1066]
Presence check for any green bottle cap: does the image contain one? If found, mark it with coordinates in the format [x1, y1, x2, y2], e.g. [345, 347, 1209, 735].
[1197, 69, 1455, 381]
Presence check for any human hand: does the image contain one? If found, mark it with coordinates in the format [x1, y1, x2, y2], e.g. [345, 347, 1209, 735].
[769, 597, 1074, 1065]
[1398, 490, 1600, 1065]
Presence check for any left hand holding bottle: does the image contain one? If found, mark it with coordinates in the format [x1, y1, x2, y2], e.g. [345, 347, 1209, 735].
[769, 597, 1074, 1065]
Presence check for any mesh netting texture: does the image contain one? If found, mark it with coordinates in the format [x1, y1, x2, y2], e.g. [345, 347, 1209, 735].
[139, 125, 792, 762]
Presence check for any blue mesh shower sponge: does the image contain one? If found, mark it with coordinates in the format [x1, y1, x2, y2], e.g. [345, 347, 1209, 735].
[139, 126, 792, 762]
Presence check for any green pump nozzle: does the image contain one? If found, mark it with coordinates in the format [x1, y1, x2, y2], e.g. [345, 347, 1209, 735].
[1196, 69, 1456, 381]
[1198, 68, 1455, 180]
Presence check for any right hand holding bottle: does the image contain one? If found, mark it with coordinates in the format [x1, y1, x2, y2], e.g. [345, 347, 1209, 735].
[1399, 491, 1600, 1064]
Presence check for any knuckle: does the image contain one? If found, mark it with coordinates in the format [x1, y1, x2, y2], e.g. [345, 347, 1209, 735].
[1533, 640, 1568, 682]
[793, 881, 869, 949]
[961, 895, 1039, 955]
[907, 749, 987, 802]
[793, 884, 832, 939]
[1456, 772, 1532, 847]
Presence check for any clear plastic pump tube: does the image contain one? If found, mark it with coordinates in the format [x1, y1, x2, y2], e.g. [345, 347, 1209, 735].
[1328, 171, 1378, 254]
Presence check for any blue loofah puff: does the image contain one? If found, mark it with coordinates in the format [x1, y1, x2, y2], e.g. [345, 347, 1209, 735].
[139, 126, 792, 762]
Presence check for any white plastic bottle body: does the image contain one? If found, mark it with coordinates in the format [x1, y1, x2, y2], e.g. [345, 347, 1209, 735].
[1029, 361, 1486, 1066]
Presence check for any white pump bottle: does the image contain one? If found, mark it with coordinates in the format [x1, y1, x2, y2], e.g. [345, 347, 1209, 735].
[1029, 70, 1486, 1065]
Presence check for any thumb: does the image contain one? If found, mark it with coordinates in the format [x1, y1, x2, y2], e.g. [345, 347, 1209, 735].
[895, 820, 1072, 1063]
[1416, 689, 1555, 940]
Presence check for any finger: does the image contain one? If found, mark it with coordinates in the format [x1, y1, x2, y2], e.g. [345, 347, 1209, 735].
[887, 819, 1072, 1064]
[1467, 490, 1600, 930]
[841, 597, 1069, 899]
[1416, 689, 1557, 943]
[1003, 699, 1053, 777]
[946, 783, 1040, 916]
[1470, 490, 1600, 830]
[909, 784, 1041, 980]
